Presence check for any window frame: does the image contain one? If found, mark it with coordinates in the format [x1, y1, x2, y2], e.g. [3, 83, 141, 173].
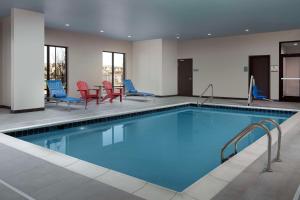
[102, 51, 126, 87]
[44, 45, 68, 96]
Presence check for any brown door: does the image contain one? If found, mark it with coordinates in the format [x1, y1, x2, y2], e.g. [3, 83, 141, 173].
[178, 59, 193, 96]
[249, 55, 270, 98]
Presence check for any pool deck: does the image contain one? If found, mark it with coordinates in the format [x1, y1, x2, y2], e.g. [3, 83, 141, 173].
[212, 121, 300, 200]
[1, 96, 300, 200]
[0, 143, 144, 200]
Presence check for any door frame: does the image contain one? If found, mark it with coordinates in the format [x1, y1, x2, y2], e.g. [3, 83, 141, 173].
[177, 58, 193, 96]
[248, 55, 271, 98]
[279, 40, 300, 101]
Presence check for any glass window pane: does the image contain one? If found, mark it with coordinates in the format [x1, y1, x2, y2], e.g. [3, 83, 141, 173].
[113, 125, 124, 144]
[56, 47, 67, 88]
[49, 47, 56, 80]
[283, 57, 300, 97]
[45, 45, 68, 97]
[281, 42, 300, 54]
[103, 52, 113, 83]
[44, 46, 48, 94]
[114, 53, 124, 86]
[102, 128, 113, 147]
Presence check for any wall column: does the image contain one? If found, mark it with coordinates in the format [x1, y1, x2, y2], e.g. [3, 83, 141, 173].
[11, 8, 45, 112]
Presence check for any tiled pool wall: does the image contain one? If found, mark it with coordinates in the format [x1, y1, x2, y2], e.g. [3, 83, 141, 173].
[4, 103, 296, 138]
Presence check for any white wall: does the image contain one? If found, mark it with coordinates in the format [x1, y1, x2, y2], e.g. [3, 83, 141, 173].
[162, 40, 178, 95]
[132, 39, 178, 96]
[11, 8, 45, 111]
[0, 17, 11, 107]
[45, 28, 132, 97]
[132, 39, 163, 95]
[178, 29, 300, 99]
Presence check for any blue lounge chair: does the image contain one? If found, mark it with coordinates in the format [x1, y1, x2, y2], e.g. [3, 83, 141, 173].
[124, 79, 154, 97]
[47, 80, 81, 107]
[252, 85, 267, 100]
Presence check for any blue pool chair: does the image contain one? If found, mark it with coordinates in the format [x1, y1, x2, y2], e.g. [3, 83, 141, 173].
[252, 85, 267, 100]
[124, 79, 154, 97]
[47, 80, 81, 107]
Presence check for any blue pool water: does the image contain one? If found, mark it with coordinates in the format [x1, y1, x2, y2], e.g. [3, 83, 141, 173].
[20, 106, 292, 191]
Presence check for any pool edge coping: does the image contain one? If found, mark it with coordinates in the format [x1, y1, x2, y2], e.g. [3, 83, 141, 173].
[0, 102, 192, 133]
[0, 102, 299, 200]
[1, 101, 298, 134]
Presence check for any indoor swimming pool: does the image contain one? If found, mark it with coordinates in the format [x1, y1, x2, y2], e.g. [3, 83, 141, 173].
[18, 105, 293, 191]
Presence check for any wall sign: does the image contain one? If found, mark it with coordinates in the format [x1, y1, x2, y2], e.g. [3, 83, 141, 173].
[271, 65, 279, 72]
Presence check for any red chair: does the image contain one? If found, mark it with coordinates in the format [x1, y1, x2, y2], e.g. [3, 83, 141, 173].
[77, 81, 100, 109]
[102, 80, 123, 103]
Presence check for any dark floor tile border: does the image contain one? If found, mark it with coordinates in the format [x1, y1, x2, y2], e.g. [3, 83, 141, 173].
[155, 95, 178, 98]
[11, 107, 45, 113]
[0, 105, 11, 109]
[5, 103, 296, 138]
[193, 95, 248, 100]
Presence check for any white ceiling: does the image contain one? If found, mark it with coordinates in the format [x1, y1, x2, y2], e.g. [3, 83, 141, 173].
[0, 0, 300, 41]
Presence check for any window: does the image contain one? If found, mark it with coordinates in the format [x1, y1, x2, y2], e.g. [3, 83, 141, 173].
[102, 125, 124, 147]
[102, 51, 125, 86]
[44, 45, 68, 96]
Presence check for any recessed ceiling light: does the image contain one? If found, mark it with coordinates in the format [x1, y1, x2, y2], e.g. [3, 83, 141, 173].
[293, 43, 298, 46]
[100, 30, 104, 33]
[245, 29, 249, 32]
[128, 35, 132, 38]
[65, 24, 70, 27]
[207, 33, 212, 36]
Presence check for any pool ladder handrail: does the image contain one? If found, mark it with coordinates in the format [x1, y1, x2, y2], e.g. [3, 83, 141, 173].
[227, 119, 282, 162]
[197, 84, 214, 106]
[221, 118, 282, 172]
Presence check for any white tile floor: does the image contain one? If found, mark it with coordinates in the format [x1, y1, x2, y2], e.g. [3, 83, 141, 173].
[184, 174, 228, 200]
[0, 97, 193, 132]
[134, 183, 176, 200]
[66, 160, 109, 179]
[212, 121, 300, 200]
[97, 170, 146, 193]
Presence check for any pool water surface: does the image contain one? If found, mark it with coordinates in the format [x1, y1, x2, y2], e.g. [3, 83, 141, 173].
[20, 106, 292, 191]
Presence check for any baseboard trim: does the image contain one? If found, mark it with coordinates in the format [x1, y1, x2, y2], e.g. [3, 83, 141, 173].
[157, 95, 248, 100]
[11, 107, 45, 114]
[155, 95, 178, 98]
[0, 105, 11, 109]
[192, 95, 248, 100]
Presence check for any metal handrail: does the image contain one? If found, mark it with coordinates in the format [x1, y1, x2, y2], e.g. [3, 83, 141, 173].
[221, 123, 259, 162]
[248, 75, 254, 106]
[197, 84, 213, 106]
[259, 119, 282, 162]
[221, 122, 273, 172]
[233, 119, 282, 162]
